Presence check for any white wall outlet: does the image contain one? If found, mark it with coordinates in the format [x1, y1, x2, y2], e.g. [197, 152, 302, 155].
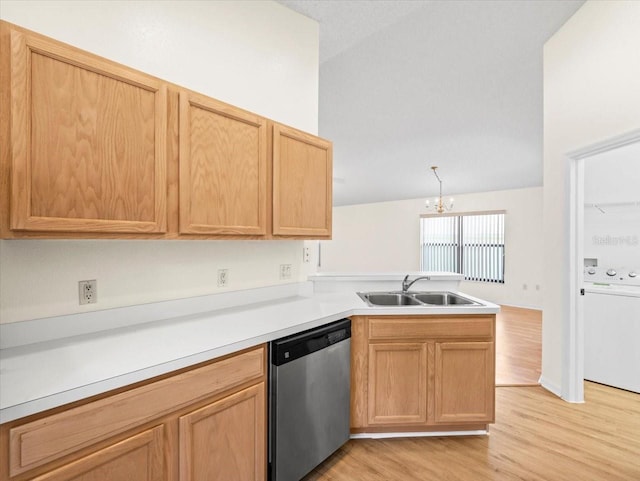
[218, 269, 229, 287]
[523, 283, 528, 290]
[303, 246, 310, 263]
[79, 280, 97, 305]
[280, 264, 292, 280]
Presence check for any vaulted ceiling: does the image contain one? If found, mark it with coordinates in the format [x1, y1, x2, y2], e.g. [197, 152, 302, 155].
[278, 0, 585, 205]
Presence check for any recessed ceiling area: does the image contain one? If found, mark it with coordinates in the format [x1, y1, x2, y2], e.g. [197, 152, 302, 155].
[277, 0, 585, 206]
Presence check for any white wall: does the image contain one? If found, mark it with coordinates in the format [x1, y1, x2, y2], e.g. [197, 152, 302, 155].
[0, 0, 318, 132]
[320, 187, 543, 309]
[542, 0, 640, 395]
[583, 143, 640, 268]
[0, 1, 319, 323]
[584, 207, 640, 268]
[584, 142, 640, 205]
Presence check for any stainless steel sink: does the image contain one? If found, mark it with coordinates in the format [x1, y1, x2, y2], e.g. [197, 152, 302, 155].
[358, 291, 479, 307]
[364, 293, 423, 306]
[412, 293, 475, 306]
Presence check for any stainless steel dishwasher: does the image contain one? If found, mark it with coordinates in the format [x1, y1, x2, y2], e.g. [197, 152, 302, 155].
[269, 318, 351, 481]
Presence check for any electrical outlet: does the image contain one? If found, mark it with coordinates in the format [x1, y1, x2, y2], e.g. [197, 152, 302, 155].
[79, 280, 97, 305]
[280, 264, 292, 280]
[303, 246, 310, 263]
[218, 269, 229, 287]
[523, 283, 528, 290]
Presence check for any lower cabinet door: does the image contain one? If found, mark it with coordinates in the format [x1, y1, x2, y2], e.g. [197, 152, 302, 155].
[179, 383, 266, 481]
[434, 342, 495, 424]
[30, 426, 165, 481]
[367, 343, 428, 425]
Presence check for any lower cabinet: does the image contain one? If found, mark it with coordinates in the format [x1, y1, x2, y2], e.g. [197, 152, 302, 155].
[179, 383, 265, 481]
[434, 341, 495, 424]
[368, 343, 427, 425]
[29, 426, 165, 481]
[0, 345, 267, 481]
[352, 315, 495, 432]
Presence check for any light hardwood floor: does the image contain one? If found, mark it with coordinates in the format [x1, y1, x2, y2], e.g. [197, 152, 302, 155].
[495, 305, 542, 386]
[304, 382, 640, 481]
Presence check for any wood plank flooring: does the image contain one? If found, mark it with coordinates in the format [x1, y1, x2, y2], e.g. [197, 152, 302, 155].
[495, 305, 541, 386]
[304, 382, 640, 481]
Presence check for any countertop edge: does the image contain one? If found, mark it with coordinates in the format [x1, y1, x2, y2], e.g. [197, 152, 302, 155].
[0, 309, 353, 424]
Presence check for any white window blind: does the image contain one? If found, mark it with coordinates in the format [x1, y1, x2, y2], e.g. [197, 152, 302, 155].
[420, 211, 505, 283]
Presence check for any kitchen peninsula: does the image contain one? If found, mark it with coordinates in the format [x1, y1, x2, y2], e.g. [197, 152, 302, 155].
[0, 273, 498, 480]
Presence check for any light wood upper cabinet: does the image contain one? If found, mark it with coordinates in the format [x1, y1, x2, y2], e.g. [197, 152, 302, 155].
[0, 21, 332, 240]
[3, 23, 167, 234]
[272, 124, 332, 237]
[178, 91, 267, 235]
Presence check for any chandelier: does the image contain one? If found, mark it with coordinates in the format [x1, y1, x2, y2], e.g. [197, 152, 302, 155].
[425, 166, 454, 213]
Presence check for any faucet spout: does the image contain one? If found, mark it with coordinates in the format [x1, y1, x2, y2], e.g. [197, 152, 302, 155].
[402, 275, 431, 292]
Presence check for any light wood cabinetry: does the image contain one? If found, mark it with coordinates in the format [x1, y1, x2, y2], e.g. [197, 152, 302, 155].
[368, 343, 427, 425]
[272, 123, 332, 237]
[29, 426, 165, 481]
[434, 341, 494, 424]
[351, 315, 495, 433]
[179, 383, 265, 481]
[0, 345, 267, 481]
[0, 21, 332, 240]
[178, 91, 267, 235]
[0, 22, 167, 236]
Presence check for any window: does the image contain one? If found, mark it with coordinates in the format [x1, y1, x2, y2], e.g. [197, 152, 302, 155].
[420, 211, 505, 283]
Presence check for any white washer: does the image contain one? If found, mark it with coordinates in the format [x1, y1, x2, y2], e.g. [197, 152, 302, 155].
[583, 266, 640, 393]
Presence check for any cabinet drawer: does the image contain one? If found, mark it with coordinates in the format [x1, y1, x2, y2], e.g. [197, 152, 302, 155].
[368, 316, 494, 341]
[29, 426, 165, 481]
[8, 345, 265, 477]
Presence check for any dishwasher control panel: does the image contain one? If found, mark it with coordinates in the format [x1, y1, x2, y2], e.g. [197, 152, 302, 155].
[271, 318, 351, 366]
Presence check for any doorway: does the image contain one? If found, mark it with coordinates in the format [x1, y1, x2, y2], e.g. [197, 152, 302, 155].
[565, 128, 640, 402]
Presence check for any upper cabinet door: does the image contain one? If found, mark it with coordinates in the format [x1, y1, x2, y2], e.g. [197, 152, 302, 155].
[272, 124, 332, 237]
[8, 27, 167, 234]
[179, 91, 267, 235]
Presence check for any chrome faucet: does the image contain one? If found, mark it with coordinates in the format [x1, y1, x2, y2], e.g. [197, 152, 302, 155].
[402, 275, 431, 292]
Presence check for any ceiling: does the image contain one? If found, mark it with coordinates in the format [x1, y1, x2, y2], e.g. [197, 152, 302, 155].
[277, 0, 585, 206]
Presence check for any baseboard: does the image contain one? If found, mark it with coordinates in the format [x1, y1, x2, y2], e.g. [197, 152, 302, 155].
[539, 376, 562, 397]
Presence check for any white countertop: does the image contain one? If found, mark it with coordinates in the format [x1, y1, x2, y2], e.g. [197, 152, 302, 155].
[0, 282, 498, 423]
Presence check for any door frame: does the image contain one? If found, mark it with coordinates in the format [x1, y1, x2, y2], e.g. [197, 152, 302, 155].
[564, 128, 640, 402]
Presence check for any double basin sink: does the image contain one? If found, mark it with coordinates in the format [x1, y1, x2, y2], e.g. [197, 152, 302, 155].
[358, 291, 479, 307]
